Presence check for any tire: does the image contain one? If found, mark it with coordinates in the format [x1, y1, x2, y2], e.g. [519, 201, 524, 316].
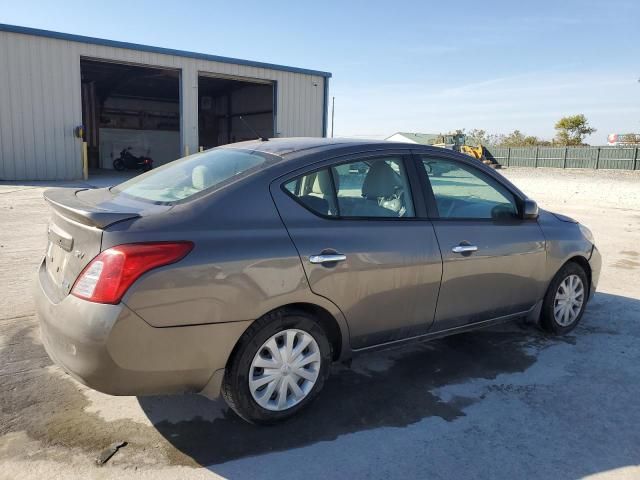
[113, 159, 125, 171]
[221, 309, 332, 424]
[540, 262, 589, 334]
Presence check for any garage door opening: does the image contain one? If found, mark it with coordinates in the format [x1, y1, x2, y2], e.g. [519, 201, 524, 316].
[198, 75, 274, 149]
[80, 59, 180, 174]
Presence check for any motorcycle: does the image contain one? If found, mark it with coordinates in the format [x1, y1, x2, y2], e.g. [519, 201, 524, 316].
[113, 147, 153, 172]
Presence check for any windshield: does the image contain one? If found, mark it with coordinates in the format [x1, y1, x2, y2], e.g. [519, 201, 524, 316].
[112, 148, 270, 203]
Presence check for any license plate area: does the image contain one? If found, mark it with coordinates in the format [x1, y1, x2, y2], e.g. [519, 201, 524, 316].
[46, 241, 69, 287]
[43, 214, 102, 297]
[48, 223, 74, 252]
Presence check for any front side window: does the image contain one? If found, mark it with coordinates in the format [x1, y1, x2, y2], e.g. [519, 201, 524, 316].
[421, 158, 518, 219]
[113, 148, 270, 203]
[284, 157, 415, 218]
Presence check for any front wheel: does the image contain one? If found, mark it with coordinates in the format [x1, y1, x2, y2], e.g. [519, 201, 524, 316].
[221, 309, 332, 424]
[113, 158, 125, 171]
[540, 262, 588, 334]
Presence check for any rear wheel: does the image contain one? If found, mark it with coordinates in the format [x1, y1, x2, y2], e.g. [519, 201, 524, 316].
[221, 309, 332, 424]
[540, 262, 588, 334]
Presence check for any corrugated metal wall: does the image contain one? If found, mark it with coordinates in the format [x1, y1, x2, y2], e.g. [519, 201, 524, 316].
[0, 30, 327, 180]
[484, 146, 640, 170]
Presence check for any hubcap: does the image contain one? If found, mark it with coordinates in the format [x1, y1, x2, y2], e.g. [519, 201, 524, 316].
[554, 274, 585, 327]
[249, 329, 321, 411]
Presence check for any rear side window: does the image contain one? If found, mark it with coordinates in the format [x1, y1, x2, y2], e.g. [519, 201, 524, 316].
[112, 148, 269, 204]
[284, 170, 338, 216]
[284, 157, 415, 218]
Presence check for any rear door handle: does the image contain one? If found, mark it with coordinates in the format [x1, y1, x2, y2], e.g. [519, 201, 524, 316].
[309, 253, 347, 264]
[452, 244, 478, 254]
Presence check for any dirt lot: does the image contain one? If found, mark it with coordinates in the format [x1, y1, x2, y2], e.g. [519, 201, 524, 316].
[1, 168, 639, 479]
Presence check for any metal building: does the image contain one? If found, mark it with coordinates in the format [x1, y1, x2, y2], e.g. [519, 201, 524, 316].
[0, 24, 331, 180]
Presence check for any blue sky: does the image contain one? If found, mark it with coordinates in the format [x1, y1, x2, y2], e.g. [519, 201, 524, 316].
[1, 0, 638, 144]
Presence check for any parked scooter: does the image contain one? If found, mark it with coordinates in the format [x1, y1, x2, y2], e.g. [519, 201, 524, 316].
[113, 147, 153, 171]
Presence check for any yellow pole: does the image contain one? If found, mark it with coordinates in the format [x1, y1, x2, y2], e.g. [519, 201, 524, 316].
[199, 146, 204, 152]
[184, 145, 190, 157]
[82, 141, 88, 180]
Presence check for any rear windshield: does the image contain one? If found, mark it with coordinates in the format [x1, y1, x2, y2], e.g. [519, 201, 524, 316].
[112, 148, 269, 203]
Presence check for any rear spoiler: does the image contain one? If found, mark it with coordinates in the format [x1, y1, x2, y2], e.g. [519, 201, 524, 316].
[43, 188, 141, 229]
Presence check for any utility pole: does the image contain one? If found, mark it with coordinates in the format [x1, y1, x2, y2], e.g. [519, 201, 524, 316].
[331, 96, 335, 138]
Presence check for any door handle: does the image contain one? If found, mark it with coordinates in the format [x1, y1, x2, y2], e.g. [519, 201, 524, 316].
[452, 244, 478, 254]
[309, 253, 347, 264]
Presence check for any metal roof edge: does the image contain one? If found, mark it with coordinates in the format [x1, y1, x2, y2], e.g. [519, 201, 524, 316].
[0, 23, 332, 78]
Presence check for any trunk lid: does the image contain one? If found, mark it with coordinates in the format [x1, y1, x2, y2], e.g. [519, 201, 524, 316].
[42, 187, 168, 300]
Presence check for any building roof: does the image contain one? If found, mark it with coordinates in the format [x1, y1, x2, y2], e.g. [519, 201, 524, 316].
[0, 23, 332, 78]
[387, 132, 441, 145]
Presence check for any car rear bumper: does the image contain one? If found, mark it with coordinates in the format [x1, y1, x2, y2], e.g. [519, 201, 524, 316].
[35, 260, 250, 398]
[588, 244, 601, 300]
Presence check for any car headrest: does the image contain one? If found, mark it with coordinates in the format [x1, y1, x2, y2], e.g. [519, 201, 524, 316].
[312, 169, 339, 194]
[362, 162, 398, 198]
[192, 165, 212, 190]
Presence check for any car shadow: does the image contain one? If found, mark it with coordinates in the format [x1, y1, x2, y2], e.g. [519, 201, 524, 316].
[137, 291, 633, 469]
[138, 322, 544, 466]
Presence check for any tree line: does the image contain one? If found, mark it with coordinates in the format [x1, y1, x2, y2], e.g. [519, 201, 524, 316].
[463, 114, 601, 147]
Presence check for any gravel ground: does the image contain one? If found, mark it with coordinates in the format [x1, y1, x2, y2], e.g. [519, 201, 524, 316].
[1, 167, 639, 479]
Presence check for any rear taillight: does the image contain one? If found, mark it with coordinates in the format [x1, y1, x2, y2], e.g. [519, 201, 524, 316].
[71, 242, 193, 304]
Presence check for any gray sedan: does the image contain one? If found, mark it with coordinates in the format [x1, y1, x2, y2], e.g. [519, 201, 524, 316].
[35, 138, 601, 424]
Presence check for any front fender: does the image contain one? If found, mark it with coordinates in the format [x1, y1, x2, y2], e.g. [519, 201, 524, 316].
[538, 209, 593, 283]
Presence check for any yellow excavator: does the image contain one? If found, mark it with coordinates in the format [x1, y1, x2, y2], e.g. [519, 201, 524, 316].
[430, 132, 500, 169]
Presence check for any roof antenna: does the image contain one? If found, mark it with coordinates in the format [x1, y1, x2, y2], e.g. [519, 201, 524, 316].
[239, 116, 268, 141]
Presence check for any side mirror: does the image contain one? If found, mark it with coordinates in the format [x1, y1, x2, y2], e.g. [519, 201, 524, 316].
[522, 199, 539, 219]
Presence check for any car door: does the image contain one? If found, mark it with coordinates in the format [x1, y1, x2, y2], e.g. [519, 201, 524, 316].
[270, 152, 442, 349]
[416, 154, 547, 331]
